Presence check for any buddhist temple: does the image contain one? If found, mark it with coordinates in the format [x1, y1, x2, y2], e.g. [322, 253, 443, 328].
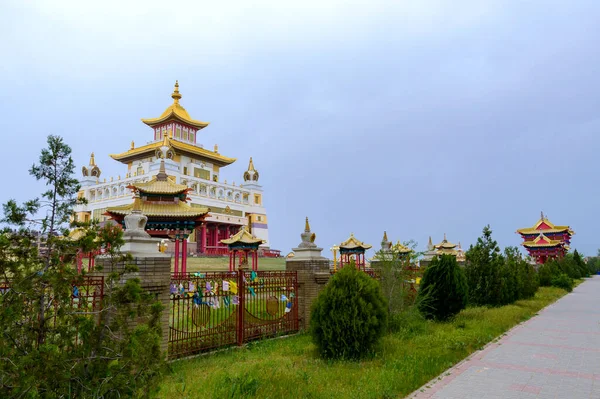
[220, 226, 265, 271]
[338, 233, 372, 271]
[517, 212, 574, 264]
[72, 81, 279, 257]
[420, 234, 464, 267]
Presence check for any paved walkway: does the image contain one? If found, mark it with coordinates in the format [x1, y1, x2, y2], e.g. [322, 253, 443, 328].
[410, 276, 600, 399]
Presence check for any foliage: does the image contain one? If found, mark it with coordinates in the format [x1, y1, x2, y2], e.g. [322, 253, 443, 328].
[500, 247, 539, 304]
[0, 136, 165, 398]
[417, 254, 468, 321]
[160, 288, 568, 399]
[464, 225, 505, 306]
[551, 273, 574, 292]
[586, 253, 600, 275]
[310, 264, 388, 360]
[373, 239, 422, 318]
[573, 250, 589, 278]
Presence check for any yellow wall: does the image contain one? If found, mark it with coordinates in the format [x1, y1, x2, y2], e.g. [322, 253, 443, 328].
[253, 194, 262, 205]
[248, 213, 267, 224]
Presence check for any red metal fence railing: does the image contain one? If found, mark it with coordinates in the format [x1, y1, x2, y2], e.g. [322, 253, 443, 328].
[168, 270, 298, 360]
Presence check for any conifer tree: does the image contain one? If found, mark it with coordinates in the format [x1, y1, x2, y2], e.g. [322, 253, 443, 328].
[0, 135, 165, 397]
[417, 254, 468, 321]
[464, 225, 504, 306]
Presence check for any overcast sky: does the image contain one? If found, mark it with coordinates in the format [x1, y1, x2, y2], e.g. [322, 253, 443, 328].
[2, 0, 599, 258]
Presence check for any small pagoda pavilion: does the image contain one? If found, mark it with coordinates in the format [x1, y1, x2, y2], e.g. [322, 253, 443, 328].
[434, 234, 459, 256]
[517, 212, 574, 264]
[338, 233, 372, 271]
[220, 226, 265, 271]
[105, 158, 209, 276]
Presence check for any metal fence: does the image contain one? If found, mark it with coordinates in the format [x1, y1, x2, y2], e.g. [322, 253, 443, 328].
[168, 270, 298, 360]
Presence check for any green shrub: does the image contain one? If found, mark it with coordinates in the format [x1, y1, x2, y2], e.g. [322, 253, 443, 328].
[310, 265, 387, 360]
[551, 273, 574, 292]
[417, 254, 468, 321]
[464, 225, 505, 306]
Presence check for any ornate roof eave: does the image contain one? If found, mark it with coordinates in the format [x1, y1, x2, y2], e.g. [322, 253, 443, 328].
[126, 180, 191, 196]
[105, 202, 209, 219]
[141, 111, 209, 129]
[220, 226, 264, 246]
[339, 233, 372, 250]
[109, 138, 236, 166]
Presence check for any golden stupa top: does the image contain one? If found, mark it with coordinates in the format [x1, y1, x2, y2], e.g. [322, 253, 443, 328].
[521, 233, 566, 248]
[127, 160, 191, 195]
[106, 201, 208, 218]
[220, 226, 265, 246]
[141, 81, 209, 129]
[516, 212, 574, 236]
[434, 233, 458, 250]
[110, 136, 236, 166]
[89, 152, 96, 166]
[339, 233, 372, 250]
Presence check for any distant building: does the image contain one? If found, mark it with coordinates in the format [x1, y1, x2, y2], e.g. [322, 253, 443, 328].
[516, 212, 574, 264]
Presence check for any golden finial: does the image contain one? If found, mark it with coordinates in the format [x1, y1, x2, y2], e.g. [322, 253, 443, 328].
[130, 141, 135, 149]
[428, 236, 433, 245]
[305, 217, 311, 232]
[383, 231, 388, 242]
[540, 211, 545, 220]
[214, 144, 219, 153]
[248, 157, 255, 171]
[171, 80, 182, 104]
[118, 175, 121, 180]
[443, 233, 447, 241]
[89, 152, 96, 166]
[458, 241, 462, 249]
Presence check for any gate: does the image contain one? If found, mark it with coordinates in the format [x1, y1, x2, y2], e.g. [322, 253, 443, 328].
[168, 270, 298, 360]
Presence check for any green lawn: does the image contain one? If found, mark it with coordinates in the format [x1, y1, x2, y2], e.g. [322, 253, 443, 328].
[157, 286, 569, 399]
[181, 257, 286, 273]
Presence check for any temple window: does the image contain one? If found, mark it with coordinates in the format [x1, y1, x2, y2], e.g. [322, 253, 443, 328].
[235, 193, 241, 203]
[176, 127, 181, 139]
[210, 188, 216, 198]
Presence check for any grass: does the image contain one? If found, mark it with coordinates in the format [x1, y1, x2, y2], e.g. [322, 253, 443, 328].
[181, 257, 286, 272]
[157, 286, 569, 399]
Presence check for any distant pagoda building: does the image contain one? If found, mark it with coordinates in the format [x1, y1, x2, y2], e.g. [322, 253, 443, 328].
[72, 81, 278, 257]
[420, 234, 464, 267]
[516, 212, 574, 264]
[105, 157, 208, 275]
[338, 233, 372, 271]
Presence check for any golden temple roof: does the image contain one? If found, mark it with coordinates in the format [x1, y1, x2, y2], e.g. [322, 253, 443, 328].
[106, 201, 208, 218]
[339, 233, 372, 250]
[141, 81, 209, 129]
[110, 136, 236, 166]
[128, 177, 189, 196]
[522, 233, 565, 248]
[126, 159, 191, 195]
[392, 240, 412, 254]
[516, 212, 574, 236]
[434, 233, 458, 250]
[220, 226, 265, 246]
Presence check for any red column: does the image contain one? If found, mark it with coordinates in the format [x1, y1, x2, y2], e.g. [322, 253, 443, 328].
[229, 250, 233, 271]
[200, 224, 207, 254]
[182, 238, 188, 276]
[174, 238, 180, 277]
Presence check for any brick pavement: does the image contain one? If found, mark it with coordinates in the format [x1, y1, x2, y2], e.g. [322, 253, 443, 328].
[409, 276, 600, 399]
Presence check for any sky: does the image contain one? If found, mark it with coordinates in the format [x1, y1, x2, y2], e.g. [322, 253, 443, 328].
[1, 0, 599, 259]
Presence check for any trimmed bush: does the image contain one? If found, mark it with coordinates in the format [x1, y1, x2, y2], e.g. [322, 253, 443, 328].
[310, 265, 387, 360]
[417, 254, 468, 321]
[551, 273, 574, 292]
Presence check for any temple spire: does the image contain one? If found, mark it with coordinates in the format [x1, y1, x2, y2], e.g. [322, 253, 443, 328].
[89, 152, 96, 166]
[305, 217, 311, 232]
[248, 157, 256, 171]
[383, 231, 388, 242]
[156, 159, 168, 181]
[541, 211, 545, 220]
[171, 80, 182, 104]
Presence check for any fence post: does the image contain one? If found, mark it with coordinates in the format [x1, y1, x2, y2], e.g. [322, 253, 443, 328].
[237, 267, 246, 346]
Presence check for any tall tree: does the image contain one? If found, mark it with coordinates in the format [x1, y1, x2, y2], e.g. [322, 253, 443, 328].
[464, 225, 505, 306]
[0, 136, 164, 397]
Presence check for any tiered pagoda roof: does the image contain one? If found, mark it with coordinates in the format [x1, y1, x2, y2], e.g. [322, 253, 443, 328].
[516, 212, 573, 264]
[141, 81, 209, 129]
[434, 233, 459, 256]
[105, 160, 208, 221]
[220, 226, 264, 247]
[339, 233, 372, 251]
